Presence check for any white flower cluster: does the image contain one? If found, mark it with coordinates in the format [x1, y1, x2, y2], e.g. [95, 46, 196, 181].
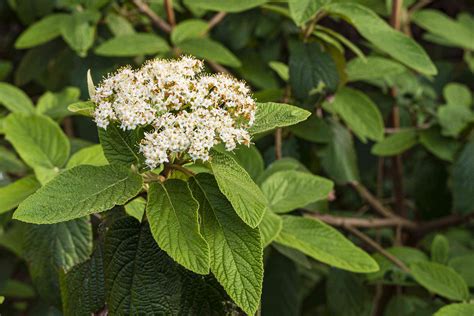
[92, 56, 256, 169]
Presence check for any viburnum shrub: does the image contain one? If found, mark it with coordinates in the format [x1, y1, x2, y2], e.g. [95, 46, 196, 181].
[1, 0, 473, 315]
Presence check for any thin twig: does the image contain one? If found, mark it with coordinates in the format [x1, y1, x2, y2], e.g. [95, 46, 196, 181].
[274, 128, 282, 160]
[206, 12, 227, 33]
[306, 212, 417, 230]
[164, 0, 176, 28]
[408, 0, 432, 15]
[133, 0, 171, 33]
[167, 163, 196, 177]
[344, 225, 411, 273]
[349, 181, 397, 219]
[63, 117, 75, 137]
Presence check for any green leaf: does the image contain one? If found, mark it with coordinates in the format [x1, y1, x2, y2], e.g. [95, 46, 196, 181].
[258, 209, 282, 246]
[315, 25, 367, 62]
[257, 158, 309, 185]
[183, 0, 267, 12]
[434, 304, 474, 316]
[371, 129, 417, 156]
[324, 87, 384, 142]
[98, 124, 143, 167]
[105, 12, 135, 36]
[346, 56, 406, 82]
[419, 128, 460, 162]
[261, 170, 333, 213]
[410, 261, 469, 301]
[437, 104, 474, 137]
[60, 12, 98, 57]
[124, 196, 146, 221]
[0, 176, 40, 215]
[4, 113, 70, 169]
[171, 19, 207, 45]
[189, 174, 263, 315]
[289, 0, 327, 25]
[95, 33, 170, 57]
[147, 180, 210, 274]
[412, 10, 474, 50]
[289, 41, 339, 99]
[319, 121, 360, 183]
[276, 216, 379, 273]
[0, 146, 27, 173]
[210, 150, 267, 228]
[449, 255, 474, 287]
[431, 235, 450, 264]
[325, 3, 436, 75]
[443, 83, 472, 107]
[289, 115, 332, 143]
[36, 87, 80, 119]
[68, 101, 94, 117]
[177, 38, 241, 67]
[15, 14, 68, 49]
[250, 102, 311, 135]
[0, 279, 35, 299]
[59, 245, 105, 315]
[452, 142, 474, 213]
[23, 217, 92, 306]
[66, 144, 108, 169]
[269, 61, 289, 82]
[104, 217, 181, 315]
[231, 145, 264, 181]
[14, 165, 143, 224]
[0, 82, 35, 113]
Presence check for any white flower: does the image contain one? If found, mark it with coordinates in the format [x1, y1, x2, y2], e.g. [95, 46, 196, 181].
[92, 56, 256, 169]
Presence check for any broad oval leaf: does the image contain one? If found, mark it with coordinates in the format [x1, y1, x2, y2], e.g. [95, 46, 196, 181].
[250, 102, 311, 135]
[13, 164, 143, 224]
[276, 216, 379, 273]
[325, 3, 436, 75]
[371, 129, 417, 156]
[323, 87, 384, 142]
[346, 56, 406, 82]
[4, 113, 70, 169]
[15, 14, 68, 49]
[147, 180, 210, 274]
[95, 33, 170, 57]
[411, 261, 469, 301]
[210, 150, 267, 228]
[261, 170, 334, 213]
[189, 174, 263, 315]
[434, 304, 474, 316]
[60, 12, 98, 57]
[431, 235, 449, 264]
[171, 19, 208, 45]
[177, 38, 241, 67]
[66, 144, 108, 169]
[68, 101, 94, 117]
[289, 0, 327, 25]
[443, 83, 472, 107]
[419, 128, 460, 162]
[0, 176, 40, 214]
[98, 124, 144, 168]
[0, 82, 35, 113]
[258, 210, 282, 246]
[36, 86, 80, 120]
[183, 0, 267, 12]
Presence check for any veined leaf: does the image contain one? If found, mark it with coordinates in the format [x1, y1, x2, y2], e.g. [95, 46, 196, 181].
[443, 83, 472, 107]
[177, 38, 241, 67]
[15, 14, 68, 49]
[66, 144, 108, 169]
[325, 3, 436, 75]
[210, 150, 267, 227]
[323, 87, 384, 142]
[0, 82, 35, 113]
[23, 217, 92, 306]
[371, 129, 417, 156]
[105, 12, 135, 36]
[261, 170, 334, 213]
[68, 101, 94, 117]
[14, 165, 143, 224]
[276, 216, 379, 273]
[431, 235, 449, 264]
[346, 56, 406, 82]
[250, 102, 311, 135]
[147, 180, 210, 274]
[36, 87, 80, 119]
[95, 33, 170, 57]
[183, 0, 267, 12]
[60, 12, 98, 57]
[59, 245, 105, 315]
[419, 128, 460, 162]
[231, 145, 264, 181]
[411, 261, 469, 301]
[98, 124, 143, 167]
[0, 176, 40, 215]
[171, 19, 208, 45]
[4, 113, 70, 170]
[189, 174, 263, 315]
[452, 141, 474, 213]
[258, 210, 282, 246]
[289, 0, 327, 25]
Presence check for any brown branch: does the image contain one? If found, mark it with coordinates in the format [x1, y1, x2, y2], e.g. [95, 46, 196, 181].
[344, 225, 411, 273]
[133, 0, 171, 33]
[306, 212, 417, 230]
[274, 128, 282, 160]
[349, 181, 397, 219]
[167, 163, 196, 177]
[206, 12, 227, 33]
[418, 212, 474, 235]
[164, 0, 176, 28]
[408, 0, 432, 15]
[62, 117, 75, 137]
